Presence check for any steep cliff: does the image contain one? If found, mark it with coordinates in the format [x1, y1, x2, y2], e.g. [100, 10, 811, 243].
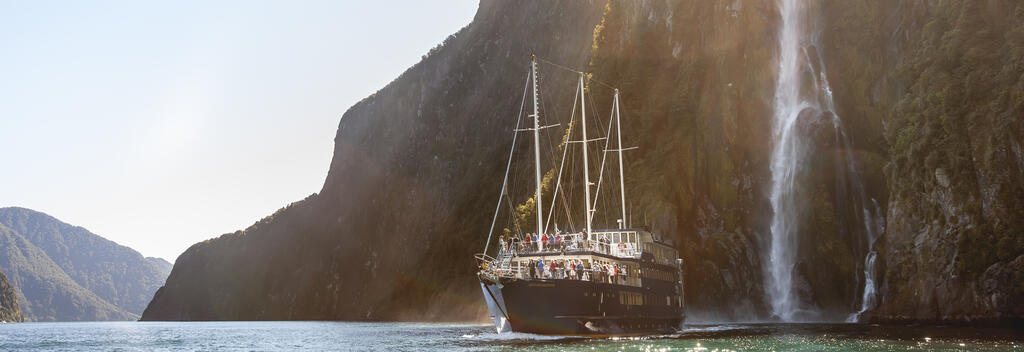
[831, 0, 1024, 323]
[142, 0, 607, 321]
[584, 0, 780, 321]
[0, 267, 23, 322]
[143, 0, 1023, 323]
[0, 207, 170, 320]
[585, 0, 1022, 323]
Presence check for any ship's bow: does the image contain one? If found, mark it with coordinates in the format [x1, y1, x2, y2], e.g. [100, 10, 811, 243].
[479, 279, 510, 333]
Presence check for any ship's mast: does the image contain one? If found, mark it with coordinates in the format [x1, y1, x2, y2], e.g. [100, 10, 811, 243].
[580, 73, 593, 236]
[531, 56, 544, 251]
[614, 89, 627, 229]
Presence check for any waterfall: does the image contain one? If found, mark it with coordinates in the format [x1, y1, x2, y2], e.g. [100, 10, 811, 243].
[766, 0, 812, 322]
[816, 32, 884, 324]
[766, 0, 883, 322]
[847, 198, 884, 322]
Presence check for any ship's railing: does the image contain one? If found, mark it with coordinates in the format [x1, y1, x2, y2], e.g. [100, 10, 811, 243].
[496, 231, 642, 259]
[505, 263, 641, 287]
[475, 252, 523, 280]
[478, 251, 643, 286]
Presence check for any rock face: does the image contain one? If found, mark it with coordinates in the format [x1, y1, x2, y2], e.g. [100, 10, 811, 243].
[142, 0, 607, 321]
[143, 0, 1023, 323]
[821, 0, 1024, 323]
[0, 207, 171, 321]
[0, 268, 23, 322]
[582, 0, 782, 321]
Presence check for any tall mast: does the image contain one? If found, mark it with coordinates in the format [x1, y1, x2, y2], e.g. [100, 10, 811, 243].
[614, 89, 627, 229]
[531, 55, 544, 251]
[580, 73, 593, 235]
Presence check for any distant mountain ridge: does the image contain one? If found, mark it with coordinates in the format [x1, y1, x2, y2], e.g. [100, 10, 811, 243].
[146, 257, 173, 275]
[0, 207, 171, 321]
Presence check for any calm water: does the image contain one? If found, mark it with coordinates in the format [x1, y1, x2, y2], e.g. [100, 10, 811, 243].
[0, 321, 1020, 351]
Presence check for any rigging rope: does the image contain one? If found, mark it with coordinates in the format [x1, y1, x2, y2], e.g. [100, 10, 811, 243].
[486, 56, 631, 241]
[544, 78, 579, 234]
[536, 56, 619, 92]
[483, 69, 531, 255]
[589, 87, 616, 228]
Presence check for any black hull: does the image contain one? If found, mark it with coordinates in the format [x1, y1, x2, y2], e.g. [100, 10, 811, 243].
[481, 278, 684, 336]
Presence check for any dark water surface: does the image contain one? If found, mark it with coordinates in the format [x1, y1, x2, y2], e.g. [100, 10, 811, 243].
[0, 321, 1020, 351]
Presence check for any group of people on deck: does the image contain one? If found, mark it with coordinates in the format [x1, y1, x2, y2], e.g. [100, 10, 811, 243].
[498, 232, 588, 254]
[522, 232, 574, 252]
[521, 258, 628, 284]
[497, 231, 634, 258]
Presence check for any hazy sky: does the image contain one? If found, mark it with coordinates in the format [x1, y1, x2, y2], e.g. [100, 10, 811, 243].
[0, 1, 478, 262]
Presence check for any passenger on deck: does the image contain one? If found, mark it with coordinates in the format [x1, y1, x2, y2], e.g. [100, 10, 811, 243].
[532, 233, 539, 251]
[549, 260, 556, 279]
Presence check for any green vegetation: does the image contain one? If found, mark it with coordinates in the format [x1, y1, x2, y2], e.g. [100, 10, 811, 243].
[0, 207, 170, 321]
[0, 267, 23, 322]
[882, 1, 1024, 276]
[143, 0, 1023, 323]
[143, 0, 608, 322]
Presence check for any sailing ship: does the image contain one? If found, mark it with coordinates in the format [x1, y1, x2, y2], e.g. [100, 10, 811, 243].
[474, 55, 685, 336]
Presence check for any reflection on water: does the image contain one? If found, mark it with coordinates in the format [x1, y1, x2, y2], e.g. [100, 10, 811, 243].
[0, 321, 1020, 351]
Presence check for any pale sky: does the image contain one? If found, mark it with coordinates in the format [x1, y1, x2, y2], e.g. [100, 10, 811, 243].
[0, 1, 478, 262]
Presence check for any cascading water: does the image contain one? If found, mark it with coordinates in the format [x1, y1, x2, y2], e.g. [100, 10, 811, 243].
[766, 0, 813, 322]
[819, 64, 885, 322]
[766, 0, 884, 322]
[819, 54, 885, 323]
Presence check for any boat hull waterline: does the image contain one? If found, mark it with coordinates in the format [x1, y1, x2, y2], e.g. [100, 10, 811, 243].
[480, 279, 683, 336]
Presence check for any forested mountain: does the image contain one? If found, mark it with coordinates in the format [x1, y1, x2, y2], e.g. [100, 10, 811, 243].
[146, 257, 173, 277]
[0, 207, 171, 321]
[0, 267, 23, 322]
[143, 0, 1022, 324]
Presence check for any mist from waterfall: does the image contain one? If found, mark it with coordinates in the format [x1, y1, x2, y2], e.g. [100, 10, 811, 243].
[766, 0, 883, 322]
